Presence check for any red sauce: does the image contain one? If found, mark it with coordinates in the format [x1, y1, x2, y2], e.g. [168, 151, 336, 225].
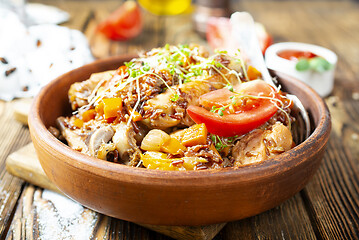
[277, 50, 317, 61]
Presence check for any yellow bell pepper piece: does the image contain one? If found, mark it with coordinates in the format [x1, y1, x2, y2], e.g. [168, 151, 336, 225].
[161, 137, 187, 155]
[141, 152, 176, 171]
[73, 118, 83, 128]
[180, 123, 208, 147]
[141, 151, 207, 171]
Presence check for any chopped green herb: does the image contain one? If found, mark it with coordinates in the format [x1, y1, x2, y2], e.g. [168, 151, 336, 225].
[295, 57, 332, 72]
[309, 57, 332, 72]
[295, 59, 310, 71]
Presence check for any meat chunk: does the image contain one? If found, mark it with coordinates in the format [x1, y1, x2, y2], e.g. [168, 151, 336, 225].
[56, 117, 89, 153]
[142, 73, 233, 129]
[68, 70, 115, 110]
[112, 122, 141, 166]
[232, 122, 293, 166]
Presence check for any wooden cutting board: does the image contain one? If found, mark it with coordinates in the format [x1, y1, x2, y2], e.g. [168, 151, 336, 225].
[6, 99, 226, 240]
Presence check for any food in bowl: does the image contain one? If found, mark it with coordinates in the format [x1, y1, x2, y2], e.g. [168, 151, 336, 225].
[53, 44, 296, 171]
[29, 50, 331, 225]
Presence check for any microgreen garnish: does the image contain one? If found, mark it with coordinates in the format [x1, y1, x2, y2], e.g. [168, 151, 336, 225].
[211, 135, 228, 151]
[215, 49, 228, 54]
[211, 134, 238, 151]
[295, 57, 332, 72]
[226, 84, 234, 92]
[170, 93, 179, 102]
[80, 44, 265, 125]
[210, 105, 227, 116]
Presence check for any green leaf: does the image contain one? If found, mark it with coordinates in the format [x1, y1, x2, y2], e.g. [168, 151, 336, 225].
[295, 59, 310, 71]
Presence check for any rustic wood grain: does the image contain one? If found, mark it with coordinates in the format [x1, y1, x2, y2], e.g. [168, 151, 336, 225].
[221, 194, 317, 240]
[1, 0, 359, 239]
[6, 143, 226, 240]
[12, 98, 32, 126]
[0, 102, 32, 238]
[6, 144, 61, 193]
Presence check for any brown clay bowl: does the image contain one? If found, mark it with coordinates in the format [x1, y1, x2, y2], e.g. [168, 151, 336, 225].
[28, 55, 331, 226]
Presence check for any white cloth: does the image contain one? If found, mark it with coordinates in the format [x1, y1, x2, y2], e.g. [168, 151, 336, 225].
[0, 8, 93, 101]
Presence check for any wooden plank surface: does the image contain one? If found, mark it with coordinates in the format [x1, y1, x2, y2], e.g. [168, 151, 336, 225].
[5, 143, 226, 240]
[1, 0, 359, 239]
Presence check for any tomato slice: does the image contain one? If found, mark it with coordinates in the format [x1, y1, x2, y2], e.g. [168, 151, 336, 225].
[206, 17, 272, 55]
[97, 1, 142, 41]
[187, 80, 280, 137]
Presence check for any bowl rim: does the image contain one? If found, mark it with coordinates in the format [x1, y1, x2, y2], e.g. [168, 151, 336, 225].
[29, 55, 331, 187]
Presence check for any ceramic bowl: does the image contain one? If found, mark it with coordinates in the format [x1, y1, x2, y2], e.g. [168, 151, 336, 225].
[28, 55, 331, 226]
[265, 42, 337, 97]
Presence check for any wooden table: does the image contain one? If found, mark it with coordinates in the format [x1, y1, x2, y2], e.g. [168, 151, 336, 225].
[1, 0, 359, 239]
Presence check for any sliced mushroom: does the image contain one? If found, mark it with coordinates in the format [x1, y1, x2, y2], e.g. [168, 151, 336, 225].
[88, 126, 114, 157]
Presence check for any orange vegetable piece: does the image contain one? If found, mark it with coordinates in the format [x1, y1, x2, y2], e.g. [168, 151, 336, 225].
[116, 65, 128, 75]
[180, 123, 208, 147]
[101, 98, 123, 119]
[73, 118, 83, 128]
[132, 111, 142, 122]
[82, 109, 96, 122]
[170, 128, 186, 142]
[141, 152, 207, 171]
[95, 101, 104, 116]
[247, 65, 262, 80]
[209, 144, 223, 161]
[161, 137, 187, 155]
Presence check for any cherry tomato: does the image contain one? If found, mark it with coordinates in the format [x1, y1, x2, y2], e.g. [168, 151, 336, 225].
[206, 17, 272, 55]
[97, 1, 142, 41]
[187, 80, 280, 137]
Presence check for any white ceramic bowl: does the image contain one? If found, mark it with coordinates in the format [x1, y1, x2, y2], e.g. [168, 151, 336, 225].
[265, 42, 337, 97]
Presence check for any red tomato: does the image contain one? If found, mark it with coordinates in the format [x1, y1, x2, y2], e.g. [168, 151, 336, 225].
[187, 80, 280, 137]
[206, 17, 272, 55]
[97, 1, 142, 41]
